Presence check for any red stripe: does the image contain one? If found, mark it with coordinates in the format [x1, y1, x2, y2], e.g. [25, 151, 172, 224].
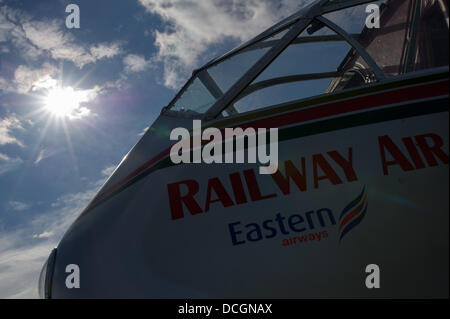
[93, 148, 171, 203]
[239, 80, 449, 130]
[91, 79, 449, 206]
[339, 195, 367, 231]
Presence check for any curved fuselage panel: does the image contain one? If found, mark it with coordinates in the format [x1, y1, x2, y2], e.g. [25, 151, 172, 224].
[51, 73, 449, 298]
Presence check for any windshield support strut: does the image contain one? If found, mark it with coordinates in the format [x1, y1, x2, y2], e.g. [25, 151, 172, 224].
[235, 72, 339, 103]
[316, 16, 385, 81]
[204, 18, 313, 120]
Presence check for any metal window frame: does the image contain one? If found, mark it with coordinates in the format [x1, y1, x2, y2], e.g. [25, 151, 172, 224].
[239, 34, 360, 53]
[321, 0, 380, 14]
[199, 0, 323, 71]
[203, 18, 315, 120]
[162, 21, 299, 115]
[235, 72, 339, 103]
[200, 0, 377, 70]
[163, 0, 389, 119]
[316, 16, 385, 80]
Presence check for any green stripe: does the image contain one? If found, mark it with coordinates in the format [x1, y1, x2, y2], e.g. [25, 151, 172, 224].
[208, 72, 449, 128]
[278, 98, 448, 142]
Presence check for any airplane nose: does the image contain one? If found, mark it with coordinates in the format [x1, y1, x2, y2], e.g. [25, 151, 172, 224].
[38, 248, 57, 299]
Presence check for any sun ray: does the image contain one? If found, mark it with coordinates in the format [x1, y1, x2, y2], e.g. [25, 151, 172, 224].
[8, 114, 55, 200]
[61, 117, 80, 176]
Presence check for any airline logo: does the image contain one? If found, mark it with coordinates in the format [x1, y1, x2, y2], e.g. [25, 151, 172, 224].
[228, 187, 368, 247]
[165, 130, 447, 248]
[338, 187, 368, 241]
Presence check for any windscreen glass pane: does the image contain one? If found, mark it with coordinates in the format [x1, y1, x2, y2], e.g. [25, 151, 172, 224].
[232, 79, 336, 114]
[323, 1, 387, 34]
[169, 25, 293, 114]
[323, 0, 448, 76]
[170, 77, 216, 114]
[223, 23, 370, 115]
[207, 28, 291, 92]
[256, 26, 349, 81]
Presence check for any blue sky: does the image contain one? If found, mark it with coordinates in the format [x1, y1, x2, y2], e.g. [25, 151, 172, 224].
[0, 0, 310, 298]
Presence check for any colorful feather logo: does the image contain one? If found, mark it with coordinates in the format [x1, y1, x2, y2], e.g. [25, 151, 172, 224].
[338, 187, 368, 241]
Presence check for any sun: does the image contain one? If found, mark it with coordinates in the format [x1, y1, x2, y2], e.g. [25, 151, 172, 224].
[44, 86, 90, 118]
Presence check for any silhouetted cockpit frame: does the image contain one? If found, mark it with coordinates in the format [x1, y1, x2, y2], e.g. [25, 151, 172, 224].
[162, 0, 449, 120]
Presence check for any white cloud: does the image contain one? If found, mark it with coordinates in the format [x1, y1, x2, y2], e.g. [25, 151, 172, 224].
[0, 115, 24, 147]
[34, 149, 46, 165]
[34, 148, 66, 165]
[8, 201, 30, 211]
[1, 5, 123, 68]
[0, 172, 108, 298]
[1, 5, 130, 96]
[13, 63, 58, 94]
[32, 231, 53, 239]
[0, 238, 55, 299]
[22, 20, 95, 68]
[102, 73, 131, 91]
[1, 161, 146, 297]
[0, 4, 149, 94]
[0, 11, 16, 42]
[138, 126, 149, 136]
[90, 42, 123, 59]
[6, 62, 100, 118]
[123, 54, 151, 73]
[0, 77, 12, 91]
[138, 0, 310, 88]
[0, 63, 64, 95]
[0, 5, 42, 59]
[101, 165, 116, 177]
[0, 154, 23, 175]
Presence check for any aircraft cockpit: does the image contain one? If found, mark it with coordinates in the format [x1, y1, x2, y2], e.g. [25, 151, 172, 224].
[162, 0, 449, 120]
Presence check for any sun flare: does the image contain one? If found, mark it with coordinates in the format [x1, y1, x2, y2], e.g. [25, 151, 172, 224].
[44, 86, 92, 118]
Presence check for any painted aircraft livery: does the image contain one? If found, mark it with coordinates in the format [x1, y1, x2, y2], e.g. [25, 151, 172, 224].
[39, 0, 449, 299]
